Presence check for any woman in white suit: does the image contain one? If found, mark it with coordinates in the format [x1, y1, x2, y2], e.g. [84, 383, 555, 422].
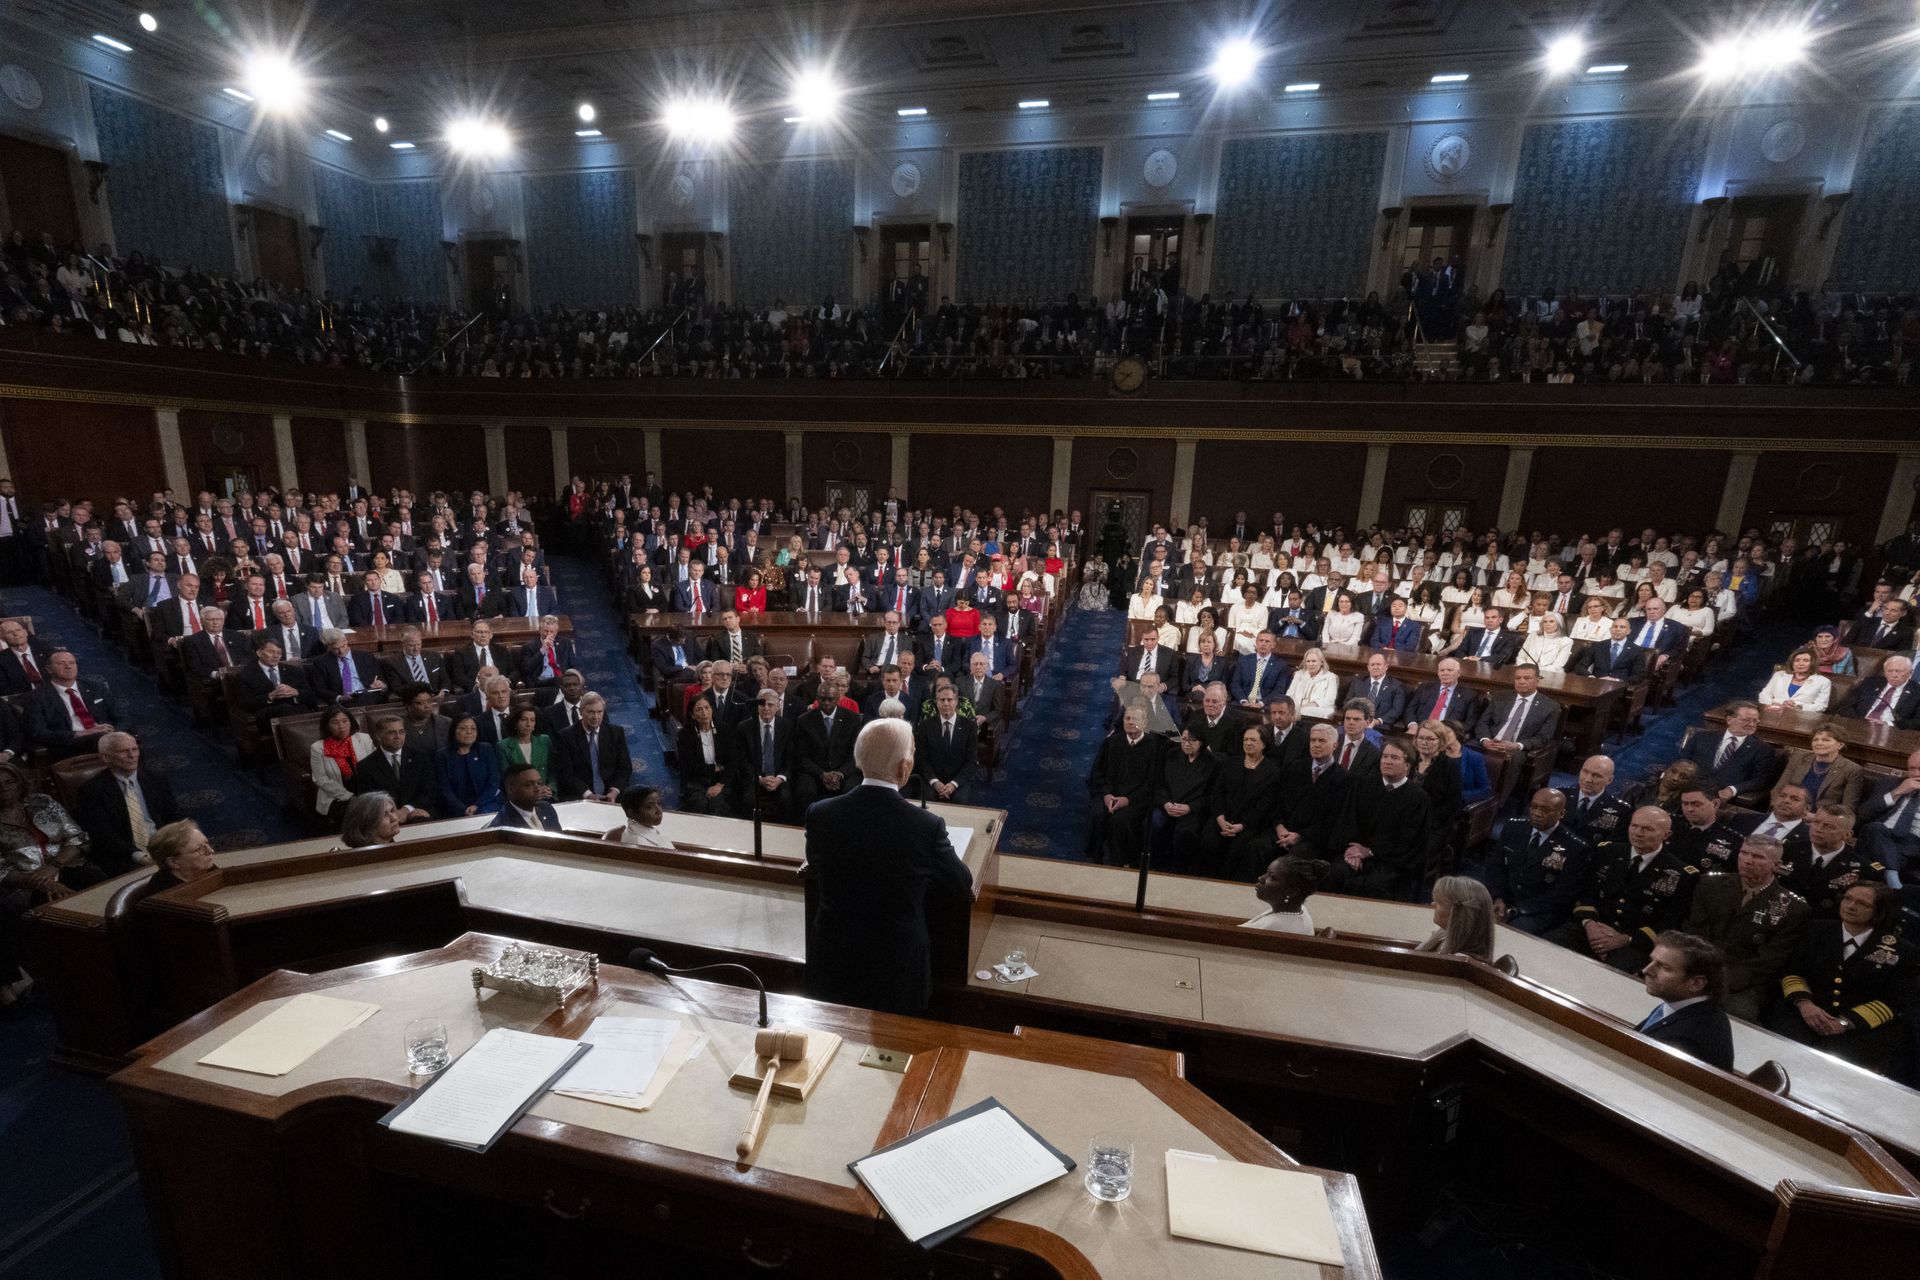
[1517, 614, 1573, 673]
[1756, 647, 1832, 712]
[1285, 648, 1341, 719]
[309, 706, 375, 824]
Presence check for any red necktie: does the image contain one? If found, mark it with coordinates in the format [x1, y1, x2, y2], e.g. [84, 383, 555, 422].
[426, 594, 438, 623]
[187, 601, 202, 633]
[896, 588, 907, 611]
[545, 644, 558, 675]
[373, 595, 386, 624]
[65, 686, 96, 729]
[251, 600, 265, 628]
[1340, 741, 1355, 768]
[18, 652, 39, 684]
[1430, 687, 1450, 720]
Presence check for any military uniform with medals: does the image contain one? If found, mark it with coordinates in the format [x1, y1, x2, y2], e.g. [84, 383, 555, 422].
[1551, 844, 1702, 971]
[1682, 873, 1809, 1021]
[1485, 823, 1592, 935]
[1768, 927, 1911, 1069]
[1781, 846, 1887, 919]
[1669, 819, 1744, 872]
[1560, 788, 1631, 844]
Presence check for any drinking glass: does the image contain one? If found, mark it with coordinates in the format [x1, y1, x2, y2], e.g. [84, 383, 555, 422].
[405, 1018, 450, 1075]
[995, 947, 1027, 984]
[1085, 1133, 1133, 1202]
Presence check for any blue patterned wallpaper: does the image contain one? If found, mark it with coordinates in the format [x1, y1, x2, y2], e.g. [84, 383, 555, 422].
[956, 147, 1102, 303]
[88, 84, 233, 271]
[1830, 105, 1920, 290]
[311, 164, 387, 299]
[1503, 117, 1708, 295]
[1212, 132, 1386, 299]
[375, 181, 446, 303]
[728, 158, 854, 308]
[524, 169, 639, 308]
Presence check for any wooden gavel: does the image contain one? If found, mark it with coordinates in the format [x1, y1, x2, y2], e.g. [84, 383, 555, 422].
[736, 1029, 808, 1160]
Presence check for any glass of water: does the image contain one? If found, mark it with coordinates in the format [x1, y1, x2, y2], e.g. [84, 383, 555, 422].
[405, 1018, 450, 1076]
[995, 947, 1027, 983]
[1085, 1133, 1134, 1202]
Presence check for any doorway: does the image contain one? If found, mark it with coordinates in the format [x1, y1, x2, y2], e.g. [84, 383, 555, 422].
[462, 239, 516, 313]
[658, 232, 705, 309]
[1088, 489, 1152, 564]
[880, 225, 930, 294]
[0, 135, 81, 248]
[205, 464, 262, 498]
[1724, 195, 1808, 289]
[823, 479, 874, 519]
[1402, 207, 1473, 282]
[251, 207, 305, 290]
[1403, 502, 1472, 540]
[1123, 216, 1183, 297]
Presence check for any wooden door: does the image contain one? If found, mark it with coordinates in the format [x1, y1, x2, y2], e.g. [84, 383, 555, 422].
[251, 208, 305, 290]
[0, 135, 81, 249]
[1089, 489, 1151, 564]
[1403, 207, 1473, 282]
[1403, 502, 1472, 539]
[1726, 195, 1808, 288]
[659, 232, 705, 309]
[880, 225, 930, 291]
[823, 480, 873, 520]
[464, 239, 514, 313]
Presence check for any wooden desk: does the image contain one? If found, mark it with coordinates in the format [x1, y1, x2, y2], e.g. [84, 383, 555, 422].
[1706, 702, 1920, 771]
[114, 933, 1377, 1280]
[629, 610, 885, 682]
[342, 614, 570, 655]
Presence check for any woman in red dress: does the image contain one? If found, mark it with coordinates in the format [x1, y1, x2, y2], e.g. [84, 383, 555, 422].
[733, 568, 767, 613]
[945, 594, 982, 639]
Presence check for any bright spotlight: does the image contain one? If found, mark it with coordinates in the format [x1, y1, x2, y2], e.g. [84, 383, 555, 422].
[1210, 36, 1262, 88]
[789, 68, 844, 123]
[447, 117, 511, 157]
[138, 12, 158, 33]
[1749, 24, 1811, 71]
[373, 116, 390, 133]
[1696, 24, 1811, 82]
[577, 102, 596, 123]
[243, 51, 307, 113]
[1544, 34, 1585, 74]
[661, 96, 735, 144]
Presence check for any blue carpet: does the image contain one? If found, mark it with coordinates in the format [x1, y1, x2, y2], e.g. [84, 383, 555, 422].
[548, 555, 668, 784]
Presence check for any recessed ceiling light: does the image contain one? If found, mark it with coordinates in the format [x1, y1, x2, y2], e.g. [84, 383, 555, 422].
[447, 118, 511, 157]
[1544, 35, 1585, 75]
[791, 69, 844, 124]
[222, 87, 255, 102]
[1018, 99, 1050, 109]
[1146, 91, 1181, 101]
[389, 140, 415, 150]
[138, 13, 158, 33]
[324, 129, 353, 142]
[91, 34, 133, 53]
[242, 51, 307, 113]
[1430, 72, 1469, 84]
[1283, 82, 1320, 93]
[373, 116, 390, 133]
[896, 106, 927, 117]
[574, 128, 602, 137]
[661, 97, 735, 143]
[577, 102, 596, 123]
[1586, 63, 1628, 75]
[1209, 36, 1262, 88]
[782, 115, 806, 124]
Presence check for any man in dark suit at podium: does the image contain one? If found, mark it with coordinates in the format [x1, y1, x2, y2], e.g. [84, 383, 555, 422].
[803, 719, 975, 1016]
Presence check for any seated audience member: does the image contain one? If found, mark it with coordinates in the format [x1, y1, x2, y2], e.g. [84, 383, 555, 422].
[1833, 654, 1920, 729]
[1855, 748, 1920, 884]
[489, 762, 565, 831]
[1773, 725, 1864, 813]
[1325, 740, 1431, 900]
[864, 665, 923, 723]
[1242, 855, 1331, 934]
[733, 690, 793, 820]
[1372, 597, 1423, 652]
[1416, 876, 1496, 962]
[859, 612, 911, 674]
[496, 705, 553, 792]
[1683, 834, 1808, 1021]
[1472, 664, 1561, 758]
[378, 630, 449, 695]
[1669, 786, 1744, 872]
[1808, 626, 1855, 676]
[345, 570, 403, 628]
[1332, 700, 1381, 774]
[337, 791, 403, 848]
[1197, 724, 1282, 880]
[1149, 725, 1217, 870]
[1344, 653, 1407, 729]
[1285, 648, 1340, 719]
[436, 714, 502, 817]
[1448, 607, 1521, 666]
[966, 614, 1018, 683]
[1784, 806, 1885, 918]
[352, 717, 437, 822]
[1635, 931, 1736, 1071]
[311, 707, 374, 826]
[1855, 598, 1915, 651]
[677, 696, 730, 814]
[1733, 782, 1813, 855]
[1229, 631, 1290, 708]
[471, 675, 516, 743]
[1408, 721, 1462, 858]
[1680, 701, 1775, 804]
[1085, 704, 1162, 866]
[75, 731, 183, 874]
[178, 606, 250, 680]
[1757, 647, 1831, 712]
[1106, 670, 1178, 736]
[1405, 658, 1483, 731]
[259, 598, 321, 662]
[0, 619, 52, 696]
[1767, 883, 1908, 1071]
[1562, 754, 1630, 842]
[1186, 684, 1240, 758]
[793, 688, 861, 813]
[518, 616, 576, 688]
[139, 819, 218, 896]
[310, 629, 388, 706]
[0, 760, 102, 903]
[1569, 617, 1646, 681]
[397, 685, 451, 756]
[1547, 805, 1700, 972]
[912, 683, 977, 804]
[26, 650, 115, 759]
[613, 785, 674, 848]
[1486, 788, 1591, 935]
[1517, 614, 1572, 673]
[449, 621, 508, 692]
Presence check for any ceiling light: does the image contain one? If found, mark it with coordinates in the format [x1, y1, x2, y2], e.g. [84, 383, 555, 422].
[447, 118, 511, 157]
[138, 13, 158, 33]
[324, 129, 353, 142]
[1209, 36, 1262, 88]
[1430, 72, 1469, 84]
[574, 128, 602, 138]
[661, 96, 735, 143]
[1695, 24, 1811, 81]
[896, 106, 927, 117]
[1544, 35, 1585, 75]
[242, 51, 307, 113]
[374, 116, 390, 133]
[1018, 99, 1050, 109]
[1146, 91, 1181, 101]
[783, 116, 805, 124]
[222, 86, 255, 102]
[1586, 63, 1628, 75]
[91, 34, 133, 53]
[577, 102, 596, 123]
[388, 140, 415, 150]
[790, 68, 844, 124]
[1283, 82, 1320, 93]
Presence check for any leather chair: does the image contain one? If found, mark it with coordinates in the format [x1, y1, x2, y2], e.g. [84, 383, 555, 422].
[51, 751, 108, 809]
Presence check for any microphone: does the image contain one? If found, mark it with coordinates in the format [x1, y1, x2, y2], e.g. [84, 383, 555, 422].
[626, 947, 770, 1027]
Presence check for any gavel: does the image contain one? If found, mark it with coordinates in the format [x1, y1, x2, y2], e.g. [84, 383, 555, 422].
[736, 1029, 808, 1160]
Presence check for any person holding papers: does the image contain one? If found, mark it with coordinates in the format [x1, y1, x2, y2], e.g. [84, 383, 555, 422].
[802, 718, 975, 1015]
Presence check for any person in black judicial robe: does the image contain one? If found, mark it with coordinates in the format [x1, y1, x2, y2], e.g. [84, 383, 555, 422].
[792, 703, 862, 814]
[1196, 727, 1281, 881]
[1324, 743, 1433, 901]
[1148, 726, 1218, 872]
[1084, 706, 1164, 866]
[802, 720, 975, 1016]
[1267, 729, 1350, 860]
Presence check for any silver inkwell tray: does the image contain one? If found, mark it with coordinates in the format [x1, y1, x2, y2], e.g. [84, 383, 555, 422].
[472, 943, 599, 1009]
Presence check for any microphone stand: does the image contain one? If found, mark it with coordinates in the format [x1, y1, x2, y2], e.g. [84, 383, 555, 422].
[752, 777, 764, 861]
[628, 947, 770, 1027]
[1134, 847, 1151, 914]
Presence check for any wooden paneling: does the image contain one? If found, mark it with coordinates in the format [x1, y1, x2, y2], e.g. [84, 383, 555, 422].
[1193, 440, 1369, 530]
[1523, 448, 1730, 537]
[503, 425, 553, 499]
[570, 425, 644, 480]
[177, 410, 277, 495]
[0, 398, 159, 508]
[1378, 443, 1509, 531]
[910, 434, 1050, 518]
[290, 417, 348, 495]
[1070, 437, 1177, 525]
[364, 423, 485, 497]
[1742, 452, 1893, 541]
[0, 136, 81, 250]
[660, 428, 782, 501]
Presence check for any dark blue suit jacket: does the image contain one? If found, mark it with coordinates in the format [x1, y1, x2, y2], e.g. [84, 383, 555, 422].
[1630, 616, 1689, 656]
[669, 579, 717, 614]
[1229, 652, 1290, 704]
[487, 801, 564, 831]
[964, 634, 1018, 680]
[1681, 729, 1777, 799]
[1344, 673, 1408, 726]
[1371, 616, 1424, 652]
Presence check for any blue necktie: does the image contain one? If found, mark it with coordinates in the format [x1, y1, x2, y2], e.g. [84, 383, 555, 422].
[339, 656, 357, 694]
[147, 576, 161, 606]
[589, 733, 604, 794]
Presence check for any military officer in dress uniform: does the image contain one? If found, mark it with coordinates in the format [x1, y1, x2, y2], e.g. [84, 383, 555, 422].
[1668, 786, 1744, 872]
[1767, 882, 1909, 1070]
[1562, 755, 1632, 844]
[1781, 806, 1887, 919]
[1682, 834, 1809, 1021]
[1486, 788, 1592, 935]
[1546, 806, 1701, 972]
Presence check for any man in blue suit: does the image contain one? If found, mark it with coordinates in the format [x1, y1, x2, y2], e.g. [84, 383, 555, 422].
[1449, 607, 1521, 667]
[880, 568, 922, 629]
[1229, 631, 1290, 707]
[1370, 598, 1423, 653]
[802, 719, 975, 1015]
[489, 762, 565, 831]
[964, 614, 1018, 682]
[346, 569, 405, 628]
[1570, 616, 1647, 680]
[504, 567, 559, 620]
[1343, 652, 1407, 729]
[1629, 598, 1689, 671]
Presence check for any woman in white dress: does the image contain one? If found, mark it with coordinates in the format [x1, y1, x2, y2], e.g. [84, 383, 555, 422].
[1440, 568, 1474, 611]
[1173, 586, 1209, 626]
[1668, 587, 1717, 638]
[1329, 543, 1362, 577]
[1249, 536, 1276, 574]
[1435, 588, 1487, 655]
[1185, 606, 1230, 655]
[1285, 647, 1341, 718]
[1319, 592, 1368, 646]
[1152, 605, 1183, 652]
[1569, 597, 1614, 642]
[1406, 583, 1446, 634]
[1218, 567, 1253, 609]
[1227, 587, 1267, 654]
[1127, 581, 1164, 622]
[1757, 647, 1831, 712]
[1518, 615, 1573, 673]
[1492, 570, 1530, 613]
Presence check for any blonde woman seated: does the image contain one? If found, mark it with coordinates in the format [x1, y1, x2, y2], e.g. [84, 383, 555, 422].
[1318, 592, 1369, 646]
[1757, 647, 1831, 712]
[1517, 615, 1573, 673]
[1569, 597, 1614, 642]
[1126, 581, 1164, 622]
[1184, 606, 1230, 656]
[1506, 596, 1559, 634]
[1415, 876, 1496, 962]
[1286, 648, 1341, 719]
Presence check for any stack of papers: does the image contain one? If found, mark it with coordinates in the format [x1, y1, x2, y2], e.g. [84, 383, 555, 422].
[198, 993, 380, 1076]
[1164, 1150, 1343, 1264]
[553, 1016, 680, 1097]
[381, 1028, 589, 1153]
[850, 1098, 1073, 1248]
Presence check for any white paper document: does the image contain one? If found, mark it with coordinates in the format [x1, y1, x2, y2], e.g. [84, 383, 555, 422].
[1164, 1149, 1344, 1264]
[853, 1105, 1068, 1244]
[197, 993, 379, 1076]
[384, 1029, 584, 1149]
[553, 1016, 680, 1097]
[945, 825, 976, 858]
